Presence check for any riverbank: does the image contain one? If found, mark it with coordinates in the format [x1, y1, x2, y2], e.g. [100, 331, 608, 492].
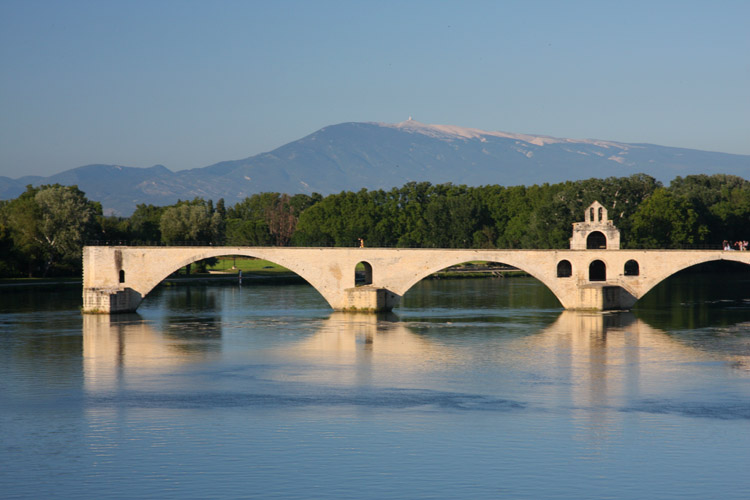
[0, 277, 82, 287]
[162, 272, 305, 286]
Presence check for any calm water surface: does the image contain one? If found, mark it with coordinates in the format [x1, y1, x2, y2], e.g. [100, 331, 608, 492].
[1, 274, 750, 499]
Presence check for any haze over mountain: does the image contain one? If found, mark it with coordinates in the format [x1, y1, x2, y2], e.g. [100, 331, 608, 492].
[2, 120, 748, 215]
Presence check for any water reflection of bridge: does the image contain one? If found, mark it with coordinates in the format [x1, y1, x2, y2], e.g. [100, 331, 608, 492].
[83, 311, 749, 396]
[82, 314, 221, 391]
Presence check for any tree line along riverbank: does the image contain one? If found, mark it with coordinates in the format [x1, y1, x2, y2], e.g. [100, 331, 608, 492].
[1, 173, 748, 278]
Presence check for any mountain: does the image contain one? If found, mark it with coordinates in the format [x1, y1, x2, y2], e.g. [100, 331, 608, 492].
[2, 120, 748, 215]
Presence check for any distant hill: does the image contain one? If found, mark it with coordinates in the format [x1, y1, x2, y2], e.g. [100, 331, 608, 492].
[2, 120, 748, 215]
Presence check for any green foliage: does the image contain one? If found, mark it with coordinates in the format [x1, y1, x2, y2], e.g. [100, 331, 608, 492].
[98, 216, 130, 243]
[159, 199, 223, 244]
[34, 185, 101, 273]
[225, 219, 272, 246]
[0, 184, 101, 276]
[0, 221, 19, 277]
[1, 173, 748, 278]
[228, 192, 320, 246]
[1, 186, 42, 275]
[293, 176, 672, 249]
[628, 188, 709, 248]
[667, 174, 750, 243]
[128, 204, 166, 243]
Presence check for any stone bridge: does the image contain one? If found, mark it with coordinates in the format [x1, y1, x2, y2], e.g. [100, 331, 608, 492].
[82, 245, 750, 314]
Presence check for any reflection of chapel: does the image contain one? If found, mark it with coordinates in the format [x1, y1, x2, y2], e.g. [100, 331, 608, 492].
[570, 201, 620, 250]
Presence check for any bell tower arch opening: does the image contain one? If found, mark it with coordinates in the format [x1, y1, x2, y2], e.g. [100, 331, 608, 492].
[587, 231, 607, 249]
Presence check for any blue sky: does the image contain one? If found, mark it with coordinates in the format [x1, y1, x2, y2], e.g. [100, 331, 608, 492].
[1, 0, 748, 178]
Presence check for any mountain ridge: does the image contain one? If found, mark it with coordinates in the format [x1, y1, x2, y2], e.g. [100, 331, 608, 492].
[2, 120, 748, 215]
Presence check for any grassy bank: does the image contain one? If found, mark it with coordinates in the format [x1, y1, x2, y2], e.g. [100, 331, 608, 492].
[204, 257, 291, 275]
[429, 270, 530, 279]
[430, 262, 529, 279]
[165, 257, 303, 285]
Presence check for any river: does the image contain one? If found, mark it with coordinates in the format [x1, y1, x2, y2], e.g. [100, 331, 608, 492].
[1, 272, 749, 499]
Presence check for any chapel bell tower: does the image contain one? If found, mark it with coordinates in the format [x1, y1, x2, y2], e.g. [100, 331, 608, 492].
[570, 201, 620, 250]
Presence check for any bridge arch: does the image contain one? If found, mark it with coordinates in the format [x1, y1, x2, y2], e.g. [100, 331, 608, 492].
[393, 255, 566, 309]
[636, 254, 750, 300]
[129, 248, 335, 309]
[636, 259, 750, 312]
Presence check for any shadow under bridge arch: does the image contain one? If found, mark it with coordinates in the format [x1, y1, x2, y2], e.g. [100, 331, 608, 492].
[384, 250, 566, 310]
[635, 255, 750, 308]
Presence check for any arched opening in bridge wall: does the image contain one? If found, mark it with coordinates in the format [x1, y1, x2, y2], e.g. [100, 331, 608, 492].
[400, 260, 562, 312]
[557, 260, 572, 278]
[139, 253, 329, 311]
[586, 231, 607, 249]
[119, 270, 125, 283]
[624, 260, 640, 276]
[589, 260, 606, 281]
[635, 260, 750, 325]
[355, 261, 373, 286]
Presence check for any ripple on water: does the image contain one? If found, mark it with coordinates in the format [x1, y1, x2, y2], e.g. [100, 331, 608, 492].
[87, 387, 527, 412]
[625, 399, 750, 420]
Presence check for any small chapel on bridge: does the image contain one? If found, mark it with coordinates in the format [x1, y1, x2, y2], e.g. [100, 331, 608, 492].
[569, 201, 620, 250]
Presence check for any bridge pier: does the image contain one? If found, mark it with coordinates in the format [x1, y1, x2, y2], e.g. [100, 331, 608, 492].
[574, 284, 636, 311]
[344, 286, 400, 312]
[83, 287, 142, 314]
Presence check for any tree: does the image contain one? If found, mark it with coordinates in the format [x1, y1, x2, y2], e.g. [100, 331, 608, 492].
[34, 185, 101, 275]
[1, 187, 43, 275]
[1, 184, 101, 276]
[0, 221, 20, 277]
[159, 200, 222, 244]
[265, 194, 298, 246]
[129, 204, 166, 243]
[213, 198, 227, 245]
[225, 219, 272, 246]
[98, 215, 130, 244]
[226, 193, 280, 245]
[667, 174, 750, 244]
[628, 188, 708, 248]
